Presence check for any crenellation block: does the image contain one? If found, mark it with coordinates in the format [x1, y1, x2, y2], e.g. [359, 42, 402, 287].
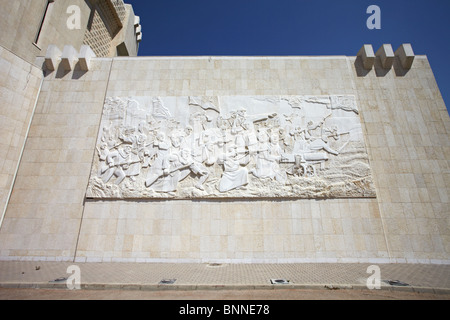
[78, 45, 96, 71]
[376, 44, 395, 69]
[44, 45, 62, 71]
[395, 43, 415, 69]
[60, 45, 78, 71]
[357, 44, 376, 70]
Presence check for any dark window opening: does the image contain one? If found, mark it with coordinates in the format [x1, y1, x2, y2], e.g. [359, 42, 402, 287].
[34, 0, 54, 45]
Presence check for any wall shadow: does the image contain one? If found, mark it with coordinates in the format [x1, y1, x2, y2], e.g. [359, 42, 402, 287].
[374, 57, 391, 77]
[72, 62, 88, 80]
[393, 57, 410, 77]
[354, 56, 371, 77]
[55, 62, 71, 79]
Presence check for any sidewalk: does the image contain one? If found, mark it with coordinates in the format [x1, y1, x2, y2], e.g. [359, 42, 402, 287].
[1, 261, 449, 295]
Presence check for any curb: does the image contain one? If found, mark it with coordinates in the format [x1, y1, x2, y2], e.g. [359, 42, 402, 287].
[1, 282, 450, 295]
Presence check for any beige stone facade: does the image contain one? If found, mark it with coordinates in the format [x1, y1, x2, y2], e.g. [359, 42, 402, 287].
[0, 0, 141, 64]
[0, 0, 141, 261]
[0, 47, 43, 232]
[0, 48, 448, 264]
[82, 0, 140, 57]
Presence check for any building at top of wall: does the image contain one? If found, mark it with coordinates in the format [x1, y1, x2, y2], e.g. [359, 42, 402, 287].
[0, 0, 142, 64]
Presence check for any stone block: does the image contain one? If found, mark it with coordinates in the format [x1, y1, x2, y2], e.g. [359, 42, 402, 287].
[60, 45, 78, 71]
[44, 45, 61, 71]
[376, 44, 395, 69]
[357, 44, 375, 70]
[78, 45, 96, 71]
[395, 43, 415, 69]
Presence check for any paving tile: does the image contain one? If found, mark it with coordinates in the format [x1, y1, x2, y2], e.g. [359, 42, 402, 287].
[0, 261, 448, 293]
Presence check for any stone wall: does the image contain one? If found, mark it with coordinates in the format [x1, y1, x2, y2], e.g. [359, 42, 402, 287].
[0, 46, 43, 239]
[73, 56, 394, 263]
[353, 55, 450, 262]
[0, 56, 111, 260]
[0, 52, 448, 264]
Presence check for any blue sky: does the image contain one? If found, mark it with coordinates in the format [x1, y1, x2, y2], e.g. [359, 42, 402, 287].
[127, 0, 449, 110]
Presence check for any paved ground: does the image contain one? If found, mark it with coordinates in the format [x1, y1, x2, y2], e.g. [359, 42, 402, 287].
[1, 287, 448, 300]
[0, 261, 449, 300]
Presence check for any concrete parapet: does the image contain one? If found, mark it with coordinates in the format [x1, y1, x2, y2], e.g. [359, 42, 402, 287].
[358, 43, 415, 71]
[43, 45, 97, 72]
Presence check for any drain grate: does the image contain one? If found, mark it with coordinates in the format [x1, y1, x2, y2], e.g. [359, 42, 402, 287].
[384, 280, 410, 287]
[159, 279, 177, 285]
[49, 277, 68, 283]
[208, 263, 222, 267]
[270, 279, 290, 285]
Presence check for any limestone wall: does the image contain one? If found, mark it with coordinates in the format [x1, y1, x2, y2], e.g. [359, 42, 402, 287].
[353, 55, 450, 262]
[0, 51, 448, 263]
[0, 0, 91, 65]
[0, 56, 111, 260]
[0, 45, 43, 241]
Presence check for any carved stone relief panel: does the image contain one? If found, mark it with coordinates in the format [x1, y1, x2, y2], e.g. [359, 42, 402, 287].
[86, 96, 376, 199]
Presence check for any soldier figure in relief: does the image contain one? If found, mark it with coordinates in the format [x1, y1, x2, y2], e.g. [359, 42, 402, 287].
[177, 148, 210, 191]
[217, 146, 249, 193]
[102, 146, 135, 185]
[145, 132, 172, 189]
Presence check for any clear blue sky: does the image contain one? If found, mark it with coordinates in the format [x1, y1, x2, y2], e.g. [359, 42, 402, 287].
[127, 0, 449, 111]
